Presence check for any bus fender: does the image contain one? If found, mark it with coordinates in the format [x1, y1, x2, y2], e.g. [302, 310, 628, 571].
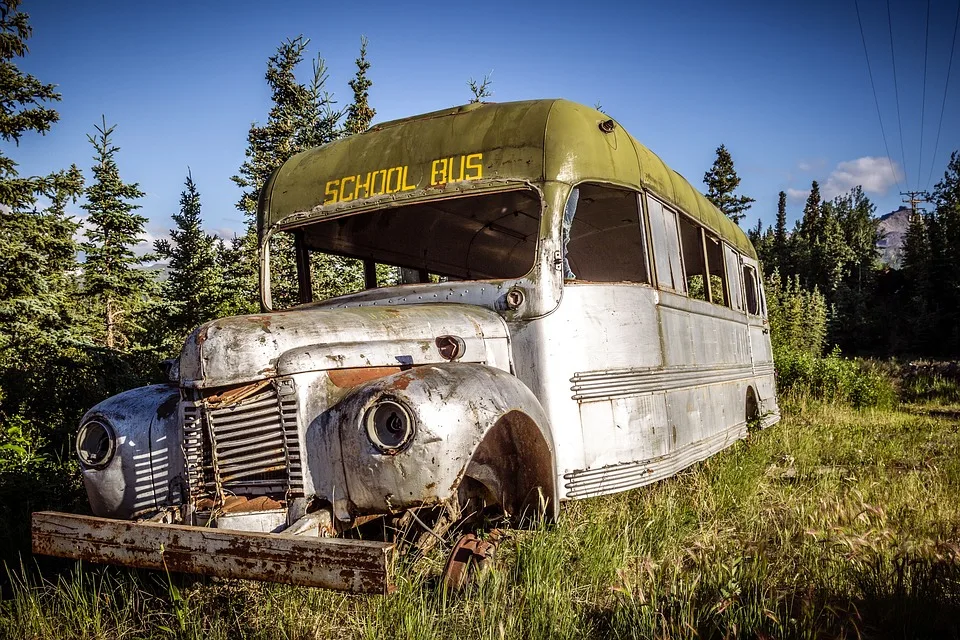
[326, 363, 558, 521]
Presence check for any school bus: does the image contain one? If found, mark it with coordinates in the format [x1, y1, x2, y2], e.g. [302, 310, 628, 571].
[34, 99, 778, 593]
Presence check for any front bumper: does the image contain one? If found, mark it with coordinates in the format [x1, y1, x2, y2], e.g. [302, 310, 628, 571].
[32, 511, 394, 594]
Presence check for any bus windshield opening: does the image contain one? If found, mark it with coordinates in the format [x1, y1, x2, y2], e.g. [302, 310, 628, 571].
[300, 188, 540, 280]
[269, 188, 542, 307]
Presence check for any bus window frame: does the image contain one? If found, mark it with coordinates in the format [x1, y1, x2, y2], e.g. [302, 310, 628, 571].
[262, 183, 549, 310]
[562, 181, 653, 286]
[644, 192, 686, 295]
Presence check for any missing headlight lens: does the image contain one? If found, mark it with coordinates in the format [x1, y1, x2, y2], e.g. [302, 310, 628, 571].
[76, 419, 115, 469]
[365, 399, 414, 453]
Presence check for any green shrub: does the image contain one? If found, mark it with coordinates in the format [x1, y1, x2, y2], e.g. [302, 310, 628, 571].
[775, 347, 896, 409]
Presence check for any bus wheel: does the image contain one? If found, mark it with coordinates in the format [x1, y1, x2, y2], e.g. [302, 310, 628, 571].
[442, 533, 497, 591]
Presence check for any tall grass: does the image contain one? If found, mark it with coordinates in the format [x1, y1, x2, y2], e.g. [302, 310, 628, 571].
[3, 397, 959, 639]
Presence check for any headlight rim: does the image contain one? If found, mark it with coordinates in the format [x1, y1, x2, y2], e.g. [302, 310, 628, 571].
[363, 396, 416, 455]
[75, 417, 117, 470]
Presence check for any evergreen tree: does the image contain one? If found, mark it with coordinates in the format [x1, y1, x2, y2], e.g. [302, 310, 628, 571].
[799, 181, 822, 239]
[232, 36, 370, 312]
[343, 36, 374, 136]
[795, 181, 821, 285]
[233, 37, 315, 221]
[231, 37, 318, 312]
[0, 0, 59, 210]
[929, 151, 960, 354]
[0, 0, 84, 339]
[703, 144, 755, 224]
[154, 172, 227, 347]
[298, 56, 341, 150]
[80, 117, 150, 349]
[899, 210, 932, 352]
[774, 190, 788, 275]
[0, 166, 83, 339]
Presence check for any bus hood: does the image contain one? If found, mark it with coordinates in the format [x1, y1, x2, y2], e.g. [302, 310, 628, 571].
[178, 304, 512, 389]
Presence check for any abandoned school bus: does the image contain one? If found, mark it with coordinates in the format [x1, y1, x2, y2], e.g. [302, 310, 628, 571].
[33, 99, 779, 593]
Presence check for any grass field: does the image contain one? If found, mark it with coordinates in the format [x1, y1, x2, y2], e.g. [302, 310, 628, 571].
[3, 395, 960, 639]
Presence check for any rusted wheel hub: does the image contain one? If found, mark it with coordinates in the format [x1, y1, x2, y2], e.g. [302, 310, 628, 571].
[441, 533, 496, 591]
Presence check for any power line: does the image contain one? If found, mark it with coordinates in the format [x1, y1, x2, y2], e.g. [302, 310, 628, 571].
[918, 0, 930, 188]
[855, 0, 902, 194]
[886, 0, 909, 188]
[926, 0, 960, 190]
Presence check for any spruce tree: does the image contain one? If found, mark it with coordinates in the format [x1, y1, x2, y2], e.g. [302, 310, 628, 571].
[703, 144, 755, 224]
[930, 151, 960, 353]
[900, 210, 932, 352]
[0, 0, 84, 339]
[231, 37, 317, 312]
[0, 0, 59, 210]
[232, 36, 369, 312]
[80, 117, 150, 349]
[343, 36, 375, 136]
[155, 172, 227, 346]
[774, 190, 788, 275]
[799, 181, 822, 239]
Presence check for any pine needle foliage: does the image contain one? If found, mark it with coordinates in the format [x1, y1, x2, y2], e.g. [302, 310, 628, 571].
[154, 172, 228, 347]
[0, 0, 60, 209]
[230, 36, 372, 312]
[343, 36, 375, 136]
[703, 144, 754, 224]
[467, 72, 493, 103]
[80, 117, 150, 349]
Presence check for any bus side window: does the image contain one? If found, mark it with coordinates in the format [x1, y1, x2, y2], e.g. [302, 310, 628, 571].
[743, 264, 760, 315]
[646, 194, 684, 292]
[677, 215, 729, 307]
[723, 244, 744, 312]
[564, 183, 649, 283]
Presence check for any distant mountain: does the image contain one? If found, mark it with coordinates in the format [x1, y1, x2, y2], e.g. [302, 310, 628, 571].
[877, 206, 912, 268]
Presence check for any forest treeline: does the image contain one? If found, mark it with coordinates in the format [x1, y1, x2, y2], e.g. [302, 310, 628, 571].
[1, 0, 959, 564]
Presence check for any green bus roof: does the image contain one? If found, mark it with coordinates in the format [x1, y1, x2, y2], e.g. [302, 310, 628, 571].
[257, 99, 757, 260]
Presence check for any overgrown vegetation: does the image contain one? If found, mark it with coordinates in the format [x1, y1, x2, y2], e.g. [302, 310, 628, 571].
[3, 395, 959, 639]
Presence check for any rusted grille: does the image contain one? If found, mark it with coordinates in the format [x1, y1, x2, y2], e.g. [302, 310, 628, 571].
[182, 379, 302, 504]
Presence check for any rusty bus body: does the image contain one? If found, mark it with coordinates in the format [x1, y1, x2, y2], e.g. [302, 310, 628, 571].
[33, 99, 778, 593]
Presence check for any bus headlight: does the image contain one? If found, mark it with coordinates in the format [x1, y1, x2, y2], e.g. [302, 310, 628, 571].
[76, 419, 116, 469]
[364, 399, 415, 454]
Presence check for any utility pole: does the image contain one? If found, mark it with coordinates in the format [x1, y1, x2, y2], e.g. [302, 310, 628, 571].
[901, 190, 930, 216]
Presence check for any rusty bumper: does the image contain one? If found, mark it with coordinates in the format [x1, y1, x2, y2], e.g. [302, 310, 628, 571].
[32, 511, 394, 594]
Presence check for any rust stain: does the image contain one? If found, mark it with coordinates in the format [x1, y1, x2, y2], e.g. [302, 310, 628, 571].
[205, 379, 271, 406]
[328, 367, 401, 389]
[246, 315, 273, 331]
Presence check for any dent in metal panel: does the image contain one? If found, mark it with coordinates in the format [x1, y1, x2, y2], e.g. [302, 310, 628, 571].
[578, 400, 615, 470]
[666, 388, 702, 450]
[660, 306, 695, 367]
[611, 394, 670, 462]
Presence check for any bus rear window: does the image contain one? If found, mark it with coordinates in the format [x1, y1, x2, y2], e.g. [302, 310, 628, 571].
[295, 189, 541, 281]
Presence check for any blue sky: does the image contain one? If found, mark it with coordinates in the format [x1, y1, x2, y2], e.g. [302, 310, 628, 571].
[10, 0, 960, 253]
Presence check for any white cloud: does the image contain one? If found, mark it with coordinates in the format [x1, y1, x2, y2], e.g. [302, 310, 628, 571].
[786, 188, 809, 202]
[822, 157, 901, 199]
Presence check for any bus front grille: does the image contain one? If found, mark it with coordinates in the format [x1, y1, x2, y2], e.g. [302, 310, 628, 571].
[182, 378, 302, 505]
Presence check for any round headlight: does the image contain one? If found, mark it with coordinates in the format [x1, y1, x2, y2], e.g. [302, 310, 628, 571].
[76, 419, 116, 469]
[365, 399, 415, 453]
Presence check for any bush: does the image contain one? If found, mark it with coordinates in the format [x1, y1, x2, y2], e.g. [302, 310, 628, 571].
[775, 347, 897, 409]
